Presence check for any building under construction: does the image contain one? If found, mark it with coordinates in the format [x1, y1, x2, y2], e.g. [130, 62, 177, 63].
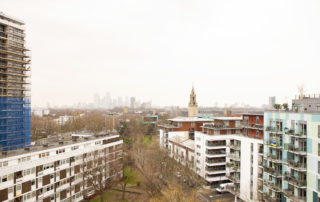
[0, 12, 31, 150]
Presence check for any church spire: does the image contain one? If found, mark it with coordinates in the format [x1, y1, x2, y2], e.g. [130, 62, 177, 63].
[188, 86, 198, 117]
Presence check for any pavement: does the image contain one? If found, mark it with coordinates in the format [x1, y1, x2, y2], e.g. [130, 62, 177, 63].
[197, 190, 234, 202]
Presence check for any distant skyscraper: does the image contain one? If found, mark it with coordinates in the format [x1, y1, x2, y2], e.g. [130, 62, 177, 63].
[0, 12, 31, 150]
[105, 92, 111, 109]
[269, 96, 276, 109]
[94, 93, 100, 108]
[125, 96, 129, 107]
[130, 97, 136, 109]
[117, 96, 123, 107]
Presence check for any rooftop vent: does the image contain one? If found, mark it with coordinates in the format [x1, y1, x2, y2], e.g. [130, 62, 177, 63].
[59, 141, 64, 145]
[1, 151, 7, 155]
[24, 147, 30, 151]
[43, 144, 48, 148]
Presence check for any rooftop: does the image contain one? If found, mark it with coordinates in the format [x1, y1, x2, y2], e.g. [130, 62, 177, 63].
[213, 117, 242, 121]
[0, 133, 120, 159]
[168, 132, 195, 150]
[168, 116, 213, 122]
[0, 12, 25, 25]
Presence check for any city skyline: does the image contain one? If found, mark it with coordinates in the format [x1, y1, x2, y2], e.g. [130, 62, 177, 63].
[2, 0, 320, 108]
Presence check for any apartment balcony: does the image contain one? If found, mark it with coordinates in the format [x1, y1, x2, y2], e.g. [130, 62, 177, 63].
[265, 126, 283, 134]
[206, 158, 226, 166]
[283, 189, 306, 202]
[242, 123, 264, 130]
[206, 150, 226, 157]
[266, 141, 282, 149]
[227, 154, 240, 161]
[205, 167, 226, 174]
[286, 129, 307, 138]
[285, 160, 307, 172]
[263, 181, 282, 192]
[226, 162, 240, 170]
[263, 166, 282, 178]
[226, 174, 240, 184]
[284, 173, 306, 188]
[263, 192, 281, 202]
[264, 154, 282, 164]
[227, 144, 241, 150]
[283, 143, 307, 155]
[206, 141, 226, 148]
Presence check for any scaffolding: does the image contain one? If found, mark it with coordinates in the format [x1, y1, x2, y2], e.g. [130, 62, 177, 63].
[0, 97, 31, 151]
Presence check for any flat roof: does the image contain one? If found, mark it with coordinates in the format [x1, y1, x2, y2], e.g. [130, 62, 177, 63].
[0, 12, 25, 25]
[242, 113, 263, 116]
[0, 133, 119, 159]
[168, 116, 213, 122]
[213, 117, 242, 121]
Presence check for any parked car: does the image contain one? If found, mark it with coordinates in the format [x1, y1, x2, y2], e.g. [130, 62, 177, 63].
[216, 183, 234, 193]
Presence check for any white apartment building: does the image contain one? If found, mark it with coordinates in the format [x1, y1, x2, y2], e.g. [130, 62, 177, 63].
[161, 116, 264, 202]
[167, 131, 195, 167]
[0, 134, 123, 202]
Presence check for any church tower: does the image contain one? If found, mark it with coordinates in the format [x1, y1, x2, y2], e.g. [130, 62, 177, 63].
[188, 86, 198, 117]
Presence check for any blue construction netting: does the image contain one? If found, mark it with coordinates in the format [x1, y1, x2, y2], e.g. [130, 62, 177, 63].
[0, 97, 31, 151]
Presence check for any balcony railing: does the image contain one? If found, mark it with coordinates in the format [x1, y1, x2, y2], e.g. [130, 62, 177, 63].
[205, 167, 226, 173]
[265, 154, 282, 163]
[226, 174, 240, 183]
[286, 129, 307, 138]
[284, 173, 306, 187]
[284, 189, 306, 202]
[228, 144, 241, 150]
[227, 154, 240, 161]
[263, 192, 281, 201]
[264, 166, 282, 178]
[285, 160, 307, 171]
[266, 141, 282, 149]
[263, 181, 282, 192]
[206, 159, 225, 164]
[206, 150, 226, 155]
[265, 126, 283, 133]
[242, 123, 264, 130]
[283, 143, 307, 155]
[206, 142, 226, 147]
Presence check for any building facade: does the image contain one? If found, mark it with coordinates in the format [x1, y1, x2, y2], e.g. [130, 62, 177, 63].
[196, 116, 264, 202]
[263, 96, 320, 202]
[0, 134, 123, 202]
[0, 12, 31, 151]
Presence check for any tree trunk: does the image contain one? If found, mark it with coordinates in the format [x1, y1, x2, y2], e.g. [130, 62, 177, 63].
[122, 183, 127, 200]
[100, 193, 104, 202]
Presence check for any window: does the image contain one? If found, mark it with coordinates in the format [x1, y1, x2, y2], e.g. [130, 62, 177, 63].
[317, 105, 320, 112]
[256, 116, 259, 124]
[318, 161, 320, 174]
[256, 130, 259, 138]
[191, 122, 195, 127]
[318, 125, 320, 138]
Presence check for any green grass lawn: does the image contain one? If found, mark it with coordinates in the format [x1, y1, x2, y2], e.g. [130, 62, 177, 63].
[90, 190, 128, 202]
[143, 135, 151, 145]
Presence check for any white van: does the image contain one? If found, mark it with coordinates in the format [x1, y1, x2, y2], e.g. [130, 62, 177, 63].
[216, 183, 234, 193]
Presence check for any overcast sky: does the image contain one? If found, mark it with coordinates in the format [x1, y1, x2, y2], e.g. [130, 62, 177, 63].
[2, 0, 320, 107]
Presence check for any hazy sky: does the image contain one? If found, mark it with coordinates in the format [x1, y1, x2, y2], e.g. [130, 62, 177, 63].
[2, 0, 320, 107]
